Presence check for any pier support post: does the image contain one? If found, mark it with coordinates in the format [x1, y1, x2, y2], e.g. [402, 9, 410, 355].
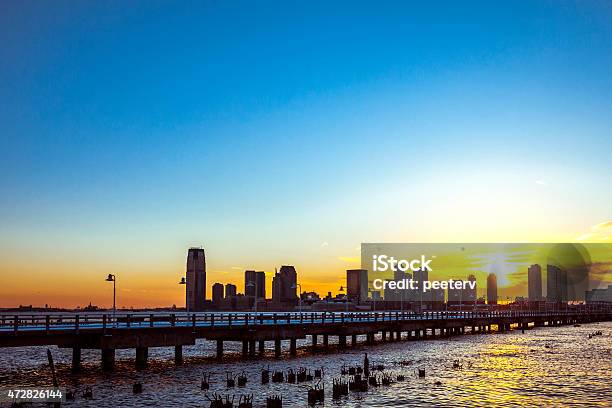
[216, 340, 223, 360]
[311, 335, 318, 350]
[338, 335, 347, 348]
[382, 331, 387, 341]
[352, 334, 357, 346]
[397, 331, 402, 340]
[174, 345, 183, 365]
[242, 340, 249, 358]
[71, 347, 81, 373]
[259, 340, 265, 355]
[249, 340, 256, 357]
[290, 338, 297, 356]
[101, 348, 115, 371]
[274, 339, 281, 357]
[323, 334, 329, 348]
[136, 347, 148, 370]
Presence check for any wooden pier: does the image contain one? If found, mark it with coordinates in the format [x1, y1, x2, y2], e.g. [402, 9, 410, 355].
[1, 308, 610, 372]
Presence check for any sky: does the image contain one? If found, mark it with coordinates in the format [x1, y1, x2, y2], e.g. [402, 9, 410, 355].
[1, 1, 611, 308]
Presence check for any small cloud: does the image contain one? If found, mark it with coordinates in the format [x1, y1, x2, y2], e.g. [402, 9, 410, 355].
[575, 221, 612, 242]
[338, 256, 359, 263]
[593, 221, 612, 230]
[321, 242, 329, 248]
[231, 266, 242, 270]
[535, 180, 546, 185]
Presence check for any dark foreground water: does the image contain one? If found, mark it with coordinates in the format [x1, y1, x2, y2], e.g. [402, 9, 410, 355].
[0, 321, 610, 407]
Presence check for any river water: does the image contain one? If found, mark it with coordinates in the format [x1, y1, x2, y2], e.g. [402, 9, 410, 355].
[0, 321, 610, 407]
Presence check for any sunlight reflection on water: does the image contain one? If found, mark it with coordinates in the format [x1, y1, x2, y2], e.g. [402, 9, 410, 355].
[0, 322, 610, 407]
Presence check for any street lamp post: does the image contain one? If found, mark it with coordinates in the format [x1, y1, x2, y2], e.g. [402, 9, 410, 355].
[178, 277, 187, 313]
[339, 286, 348, 313]
[105, 274, 116, 327]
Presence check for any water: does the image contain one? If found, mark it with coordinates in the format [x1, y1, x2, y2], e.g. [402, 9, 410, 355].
[1, 322, 610, 407]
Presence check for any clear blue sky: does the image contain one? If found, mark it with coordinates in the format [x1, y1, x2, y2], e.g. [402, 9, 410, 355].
[1, 1, 611, 306]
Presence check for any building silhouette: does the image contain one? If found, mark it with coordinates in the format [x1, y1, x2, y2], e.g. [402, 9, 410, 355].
[346, 269, 368, 303]
[212, 283, 224, 305]
[225, 283, 237, 299]
[487, 273, 497, 305]
[528, 264, 543, 301]
[272, 266, 297, 304]
[186, 247, 206, 311]
[547, 264, 567, 302]
[465, 274, 477, 303]
[384, 267, 411, 302]
[245, 270, 266, 299]
[448, 275, 477, 305]
[585, 285, 612, 302]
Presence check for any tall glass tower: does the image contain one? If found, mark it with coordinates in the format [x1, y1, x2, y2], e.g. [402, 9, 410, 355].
[186, 247, 206, 311]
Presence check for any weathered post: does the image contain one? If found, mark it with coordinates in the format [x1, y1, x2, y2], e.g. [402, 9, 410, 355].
[216, 340, 223, 360]
[71, 347, 81, 373]
[101, 348, 115, 371]
[275, 338, 282, 357]
[175, 345, 183, 365]
[290, 338, 297, 356]
[135, 347, 148, 369]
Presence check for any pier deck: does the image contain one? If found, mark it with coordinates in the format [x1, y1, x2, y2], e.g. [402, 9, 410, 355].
[1, 309, 610, 371]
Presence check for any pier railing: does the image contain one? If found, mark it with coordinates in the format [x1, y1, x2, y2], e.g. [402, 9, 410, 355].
[1, 309, 609, 334]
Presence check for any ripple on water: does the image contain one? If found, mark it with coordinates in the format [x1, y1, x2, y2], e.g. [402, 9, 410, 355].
[0, 322, 611, 407]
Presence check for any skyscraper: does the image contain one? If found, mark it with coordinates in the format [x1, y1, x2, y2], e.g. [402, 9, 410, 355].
[186, 247, 206, 311]
[346, 269, 368, 303]
[528, 264, 543, 301]
[272, 265, 297, 303]
[465, 274, 477, 303]
[547, 264, 567, 302]
[212, 282, 224, 305]
[487, 273, 497, 305]
[225, 283, 237, 299]
[245, 270, 266, 299]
